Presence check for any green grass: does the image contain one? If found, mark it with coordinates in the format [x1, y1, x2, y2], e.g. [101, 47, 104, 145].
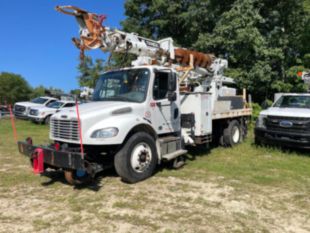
[158, 130, 310, 191]
[0, 118, 310, 232]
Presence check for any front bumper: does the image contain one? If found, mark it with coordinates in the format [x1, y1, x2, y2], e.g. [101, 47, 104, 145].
[255, 128, 310, 149]
[14, 111, 29, 119]
[29, 116, 44, 123]
[18, 141, 86, 171]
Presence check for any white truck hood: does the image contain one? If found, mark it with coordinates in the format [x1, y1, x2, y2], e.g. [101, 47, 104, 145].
[52, 101, 137, 120]
[30, 105, 46, 110]
[261, 107, 310, 118]
[31, 105, 57, 114]
[50, 101, 145, 145]
[15, 102, 42, 108]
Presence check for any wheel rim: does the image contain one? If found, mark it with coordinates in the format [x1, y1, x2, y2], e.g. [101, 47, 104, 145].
[130, 142, 152, 173]
[232, 126, 240, 143]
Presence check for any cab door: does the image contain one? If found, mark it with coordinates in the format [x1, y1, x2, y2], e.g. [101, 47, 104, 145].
[150, 70, 180, 134]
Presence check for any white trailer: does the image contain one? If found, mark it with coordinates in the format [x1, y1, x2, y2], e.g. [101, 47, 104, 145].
[18, 6, 251, 185]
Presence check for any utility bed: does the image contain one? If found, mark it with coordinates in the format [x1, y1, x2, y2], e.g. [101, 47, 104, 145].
[212, 108, 252, 120]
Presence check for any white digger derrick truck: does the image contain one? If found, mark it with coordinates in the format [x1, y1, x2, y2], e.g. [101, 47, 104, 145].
[18, 6, 252, 184]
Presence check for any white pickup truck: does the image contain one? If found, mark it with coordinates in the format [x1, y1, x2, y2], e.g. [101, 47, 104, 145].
[28, 100, 76, 124]
[14, 96, 58, 119]
[255, 93, 310, 148]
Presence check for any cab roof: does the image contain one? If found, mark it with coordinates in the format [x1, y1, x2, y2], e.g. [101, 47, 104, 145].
[40, 96, 58, 100]
[57, 100, 75, 103]
[278, 93, 310, 96]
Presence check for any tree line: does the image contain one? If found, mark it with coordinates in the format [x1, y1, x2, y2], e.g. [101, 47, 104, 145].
[79, 0, 310, 104]
[0, 72, 65, 104]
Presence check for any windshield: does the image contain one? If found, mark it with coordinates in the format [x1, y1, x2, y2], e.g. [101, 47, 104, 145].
[31, 97, 49, 104]
[92, 69, 150, 103]
[47, 101, 64, 109]
[273, 95, 310, 108]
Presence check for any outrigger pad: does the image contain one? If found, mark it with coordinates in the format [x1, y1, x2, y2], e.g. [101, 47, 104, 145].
[32, 148, 45, 174]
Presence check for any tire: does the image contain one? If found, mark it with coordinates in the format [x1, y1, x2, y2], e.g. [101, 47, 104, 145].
[44, 115, 51, 125]
[254, 136, 262, 146]
[172, 155, 185, 169]
[223, 120, 242, 147]
[114, 132, 158, 183]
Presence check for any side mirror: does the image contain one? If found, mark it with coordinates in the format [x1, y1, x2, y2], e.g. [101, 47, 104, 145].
[168, 92, 177, 102]
[168, 72, 177, 92]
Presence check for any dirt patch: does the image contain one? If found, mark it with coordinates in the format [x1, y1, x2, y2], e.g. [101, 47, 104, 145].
[0, 174, 309, 233]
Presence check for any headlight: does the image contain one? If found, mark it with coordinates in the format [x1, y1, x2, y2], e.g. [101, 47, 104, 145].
[256, 115, 266, 128]
[91, 127, 119, 138]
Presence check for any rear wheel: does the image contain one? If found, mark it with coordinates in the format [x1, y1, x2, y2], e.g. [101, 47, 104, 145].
[114, 132, 158, 183]
[223, 120, 242, 147]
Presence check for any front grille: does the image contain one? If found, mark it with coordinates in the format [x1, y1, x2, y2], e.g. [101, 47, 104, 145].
[50, 118, 79, 141]
[266, 115, 310, 133]
[14, 105, 26, 113]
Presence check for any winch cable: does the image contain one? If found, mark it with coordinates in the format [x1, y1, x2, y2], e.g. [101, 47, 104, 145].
[75, 99, 84, 159]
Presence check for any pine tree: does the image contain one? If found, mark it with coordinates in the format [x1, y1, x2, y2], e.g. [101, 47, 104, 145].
[77, 57, 105, 88]
[119, 0, 309, 103]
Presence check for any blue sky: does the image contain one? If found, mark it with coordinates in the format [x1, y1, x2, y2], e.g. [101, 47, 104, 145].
[0, 0, 126, 92]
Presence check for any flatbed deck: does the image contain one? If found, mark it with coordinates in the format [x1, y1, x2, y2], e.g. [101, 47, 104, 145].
[212, 108, 252, 120]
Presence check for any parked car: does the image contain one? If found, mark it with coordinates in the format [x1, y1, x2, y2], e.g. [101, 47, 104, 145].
[255, 93, 310, 149]
[0, 105, 9, 118]
[14, 96, 58, 119]
[28, 100, 76, 124]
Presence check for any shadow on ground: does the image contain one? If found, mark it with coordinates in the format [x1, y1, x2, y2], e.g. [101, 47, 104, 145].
[39, 143, 215, 190]
[40, 168, 118, 191]
[251, 141, 310, 157]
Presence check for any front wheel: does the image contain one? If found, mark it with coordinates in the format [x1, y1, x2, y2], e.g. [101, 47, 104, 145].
[44, 115, 51, 125]
[114, 132, 158, 183]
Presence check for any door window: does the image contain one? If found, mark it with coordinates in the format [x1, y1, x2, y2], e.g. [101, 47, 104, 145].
[46, 99, 57, 105]
[63, 103, 75, 108]
[153, 72, 170, 100]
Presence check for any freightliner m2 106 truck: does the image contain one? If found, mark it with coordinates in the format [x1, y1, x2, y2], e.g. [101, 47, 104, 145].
[18, 6, 251, 184]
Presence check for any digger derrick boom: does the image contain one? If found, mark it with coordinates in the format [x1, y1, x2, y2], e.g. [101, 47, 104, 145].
[174, 48, 214, 69]
[55, 5, 214, 69]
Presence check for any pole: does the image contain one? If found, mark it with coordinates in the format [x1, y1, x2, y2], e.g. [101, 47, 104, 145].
[75, 100, 84, 159]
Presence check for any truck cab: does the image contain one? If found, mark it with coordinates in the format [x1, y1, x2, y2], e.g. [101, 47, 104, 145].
[255, 93, 310, 148]
[47, 66, 183, 183]
[51, 66, 179, 144]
